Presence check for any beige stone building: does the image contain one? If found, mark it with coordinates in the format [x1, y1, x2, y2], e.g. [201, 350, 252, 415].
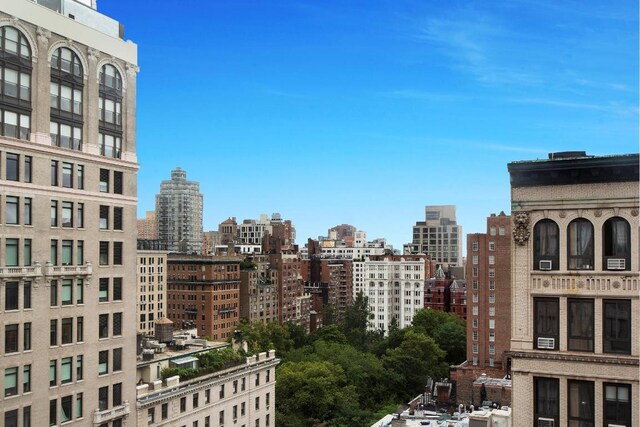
[0, 1, 139, 426]
[135, 343, 278, 427]
[137, 248, 168, 336]
[508, 152, 639, 426]
[137, 211, 157, 240]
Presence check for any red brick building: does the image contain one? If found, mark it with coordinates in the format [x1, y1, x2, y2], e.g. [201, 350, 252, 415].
[167, 254, 241, 341]
[451, 212, 512, 406]
[239, 255, 279, 324]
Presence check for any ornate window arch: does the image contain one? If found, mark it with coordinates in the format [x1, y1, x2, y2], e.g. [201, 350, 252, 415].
[0, 26, 31, 140]
[98, 63, 123, 157]
[50, 46, 84, 150]
[567, 218, 594, 270]
[602, 217, 630, 270]
[533, 219, 559, 270]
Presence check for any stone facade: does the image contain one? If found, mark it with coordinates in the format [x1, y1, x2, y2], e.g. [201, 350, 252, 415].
[137, 249, 168, 336]
[508, 153, 639, 426]
[0, 1, 138, 426]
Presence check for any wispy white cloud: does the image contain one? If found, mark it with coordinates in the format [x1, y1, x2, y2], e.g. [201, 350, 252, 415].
[505, 97, 638, 116]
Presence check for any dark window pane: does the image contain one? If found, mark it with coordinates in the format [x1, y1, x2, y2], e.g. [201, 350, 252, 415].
[567, 219, 594, 270]
[568, 380, 594, 425]
[568, 299, 594, 352]
[604, 300, 631, 354]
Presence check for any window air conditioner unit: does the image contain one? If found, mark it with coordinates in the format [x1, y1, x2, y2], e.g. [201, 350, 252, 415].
[606, 258, 626, 270]
[608, 424, 627, 427]
[537, 418, 554, 427]
[539, 260, 552, 270]
[537, 337, 555, 350]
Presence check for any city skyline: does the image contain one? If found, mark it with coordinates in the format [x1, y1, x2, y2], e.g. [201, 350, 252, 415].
[101, 0, 638, 248]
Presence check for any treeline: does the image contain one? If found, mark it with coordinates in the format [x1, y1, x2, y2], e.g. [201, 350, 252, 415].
[235, 293, 466, 427]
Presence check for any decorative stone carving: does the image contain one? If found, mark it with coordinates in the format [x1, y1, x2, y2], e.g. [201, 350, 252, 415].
[612, 281, 621, 289]
[87, 47, 99, 62]
[632, 209, 639, 217]
[559, 211, 566, 218]
[577, 280, 584, 289]
[36, 26, 51, 44]
[126, 62, 139, 77]
[512, 212, 531, 245]
[594, 209, 602, 218]
[543, 280, 550, 288]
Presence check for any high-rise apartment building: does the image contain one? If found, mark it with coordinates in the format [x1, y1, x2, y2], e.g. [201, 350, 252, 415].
[353, 255, 430, 335]
[137, 245, 168, 335]
[0, 1, 138, 426]
[155, 167, 203, 254]
[0, 0, 138, 427]
[239, 255, 279, 324]
[166, 254, 241, 341]
[508, 152, 639, 426]
[408, 205, 462, 266]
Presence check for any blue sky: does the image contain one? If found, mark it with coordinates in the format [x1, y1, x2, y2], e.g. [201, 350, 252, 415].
[100, 0, 638, 250]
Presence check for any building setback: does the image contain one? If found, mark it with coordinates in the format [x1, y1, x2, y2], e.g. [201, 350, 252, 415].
[508, 152, 639, 426]
[0, 1, 139, 426]
[155, 167, 203, 254]
[166, 255, 241, 342]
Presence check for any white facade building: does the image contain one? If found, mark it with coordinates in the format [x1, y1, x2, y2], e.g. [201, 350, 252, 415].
[354, 256, 427, 335]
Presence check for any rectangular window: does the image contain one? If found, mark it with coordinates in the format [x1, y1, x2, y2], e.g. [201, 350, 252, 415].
[161, 403, 168, 420]
[62, 162, 72, 188]
[488, 241, 495, 251]
[61, 279, 73, 305]
[219, 384, 225, 398]
[50, 240, 58, 266]
[24, 155, 32, 182]
[534, 298, 559, 350]
[76, 165, 84, 189]
[99, 241, 109, 265]
[51, 160, 58, 186]
[62, 240, 73, 266]
[98, 386, 108, 410]
[76, 355, 83, 380]
[77, 317, 84, 342]
[61, 317, 73, 344]
[568, 299, 594, 352]
[603, 299, 631, 354]
[62, 395, 72, 423]
[76, 240, 84, 265]
[24, 238, 31, 266]
[74, 279, 83, 305]
[113, 312, 122, 336]
[534, 377, 558, 425]
[23, 197, 31, 225]
[148, 408, 155, 424]
[114, 206, 123, 230]
[99, 278, 109, 302]
[49, 360, 57, 386]
[6, 195, 18, 224]
[76, 203, 84, 228]
[113, 348, 122, 371]
[180, 397, 186, 413]
[23, 364, 31, 393]
[50, 201, 58, 226]
[255, 396, 260, 410]
[4, 367, 18, 396]
[50, 279, 58, 306]
[50, 319, 57, 345]
[76, 393, 83, 419]
[219, 411, 224, 425]
[61, 201, 73, 227]
[112, 382, 122, 406]
[604, 382, 631, 426]
[99, 169, 109, 192]
[488, 255, 495, 265]
[113, 241, 123, 265]
[99, 314, 109, 339]
[193, 392, 199, 408]
[472, 255, 478, 264]
[5, 281, 18, 310]
[99, 205, 109, 229]
[23, 322, 31, 350]
[568, 380, 594, 426]
[60, 357, 72, 384]
[114, 171, 123, 194]
[6, 152, 19, 180]
[113, 278, 123, 301]
[50, 399, 57, 426]
[98, 350, 108, 374]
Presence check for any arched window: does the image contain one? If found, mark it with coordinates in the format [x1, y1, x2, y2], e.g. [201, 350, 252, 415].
[567, 219, 594, 270]
[99, 64, 123, 158]
[0, 26, 31, 140]
[50, 47, 83, 150]
[602, 217, 630, 270]
[533, 219, 559, 270]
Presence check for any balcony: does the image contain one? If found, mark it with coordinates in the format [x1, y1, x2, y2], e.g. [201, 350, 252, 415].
[93, 401, 130, 425]
[530, 272, 638, 297]
[45, 262, 93, 277]
[0, 264, 42, 279]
